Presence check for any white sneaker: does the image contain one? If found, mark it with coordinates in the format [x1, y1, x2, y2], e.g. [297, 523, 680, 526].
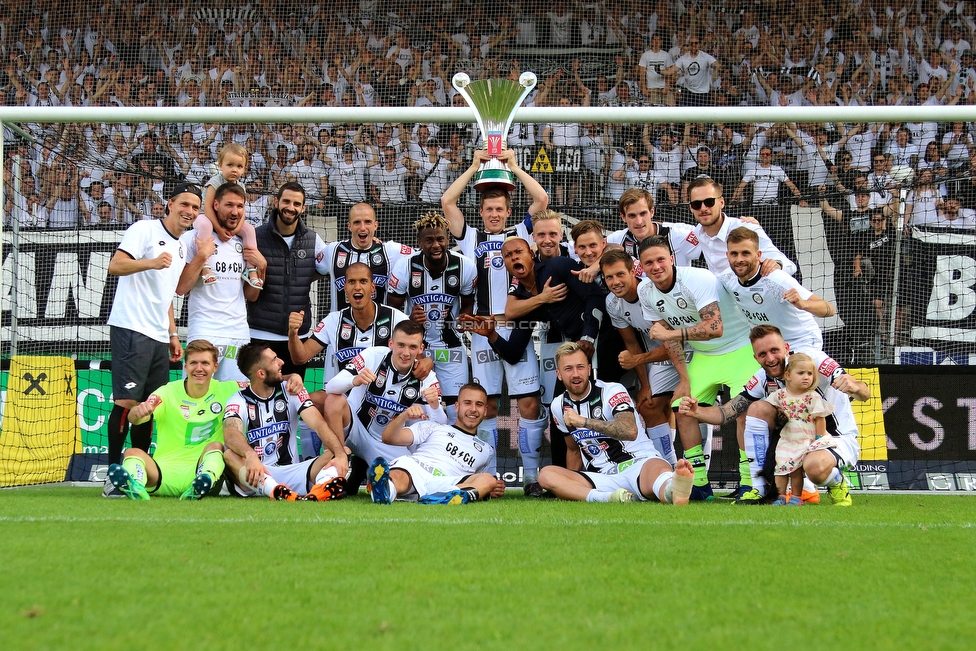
[609, 488, 636, 502]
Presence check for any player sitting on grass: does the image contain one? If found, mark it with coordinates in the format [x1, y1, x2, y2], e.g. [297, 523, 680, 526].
[321, 320, 446, 477]
[222, 342, 349, 502]
[764, 353, 834, 506]
[368, 383, 506, 505]
[538, 342, 694, 505]
[107, 339, 247, 501]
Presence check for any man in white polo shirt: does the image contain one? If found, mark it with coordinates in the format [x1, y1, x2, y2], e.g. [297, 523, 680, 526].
[104, 182, 201, 484]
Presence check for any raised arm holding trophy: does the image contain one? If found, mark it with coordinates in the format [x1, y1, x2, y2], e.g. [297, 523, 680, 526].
[451, 71, 539, 191]
[441, 70, 552, 495]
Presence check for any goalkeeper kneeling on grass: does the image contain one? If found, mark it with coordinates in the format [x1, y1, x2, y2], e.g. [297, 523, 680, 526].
[107, 339, 249, 501]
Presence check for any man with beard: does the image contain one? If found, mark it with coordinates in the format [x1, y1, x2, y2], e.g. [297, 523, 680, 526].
[600, 247, 684, 467]
[687, 177, 796, 277]
[387, 213, 476, 416]
[319, 202, 413, 311]
[718, 227, 835, 503]
[177, 183, 265, 381]
[538, 343, 694, 504]
[246, 182, 330, 378]
[369, 383, 506, 505]
[679, 325, 868, 506]
[222, 343, 349, 502]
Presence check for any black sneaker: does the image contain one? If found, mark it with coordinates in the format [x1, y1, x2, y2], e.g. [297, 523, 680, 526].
[523, 482, 544, 498]
[344, 455, 367, 497]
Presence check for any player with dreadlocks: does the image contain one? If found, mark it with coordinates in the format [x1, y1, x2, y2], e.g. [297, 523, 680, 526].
[387, 212, 477, 418]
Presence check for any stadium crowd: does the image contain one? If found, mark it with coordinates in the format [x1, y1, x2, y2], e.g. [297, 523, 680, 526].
[5, 0, 976, 228]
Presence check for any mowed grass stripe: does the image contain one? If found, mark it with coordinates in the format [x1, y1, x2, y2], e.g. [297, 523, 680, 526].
[2, 514, 975, 528]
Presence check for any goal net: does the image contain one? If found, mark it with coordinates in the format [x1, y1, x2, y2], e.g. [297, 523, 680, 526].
[2, 1, 975, 491]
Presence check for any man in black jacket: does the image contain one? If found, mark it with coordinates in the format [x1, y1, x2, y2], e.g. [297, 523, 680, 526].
[247, 181, 330, 379]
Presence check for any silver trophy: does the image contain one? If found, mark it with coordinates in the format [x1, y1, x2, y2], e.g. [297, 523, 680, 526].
[452, 71, 538, 192]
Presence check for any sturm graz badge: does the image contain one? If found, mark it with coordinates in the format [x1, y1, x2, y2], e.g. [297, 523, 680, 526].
[753, 293, 764, 304]
[377, 326, 389, 339]
[676, 298, 688, 309]
[297, 249, 307, 259]
[403, 386, 418, 401]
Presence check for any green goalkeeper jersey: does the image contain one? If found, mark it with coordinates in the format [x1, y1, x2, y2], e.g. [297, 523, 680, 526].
[148, 378, 245, 456]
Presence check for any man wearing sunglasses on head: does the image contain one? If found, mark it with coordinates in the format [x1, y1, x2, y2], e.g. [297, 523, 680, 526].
[687, 177, 797, 277]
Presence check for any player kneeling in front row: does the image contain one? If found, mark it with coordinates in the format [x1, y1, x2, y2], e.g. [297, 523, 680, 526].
[222, 342, 349, 502]
[108, 340, 244, 501]
[539, 342, 694, 505]
[368, 383, 505, 505]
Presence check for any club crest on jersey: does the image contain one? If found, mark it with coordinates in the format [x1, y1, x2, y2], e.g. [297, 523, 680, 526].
[377, 326, 389, 339]
[411, 272, 422, 288]
[593, 407, 603, 419]
[447, 275, 458, 287]
[336, 252, 347, 268]
[404, 386, 418, 401]
[235, 242, 243, 253]
[676, 298, 688, 309]
[372, 253, 383, 265]
[210, 402, 222, 414]
[275, 399, 287, 412]
[753, 293, 764, 304]
[340, 323, 353, 340]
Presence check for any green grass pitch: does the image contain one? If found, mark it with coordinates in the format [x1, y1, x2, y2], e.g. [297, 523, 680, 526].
[2, 487, 975, 651]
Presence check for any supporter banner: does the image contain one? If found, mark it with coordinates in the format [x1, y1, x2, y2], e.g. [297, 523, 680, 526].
[1, 231, 122, 343]
[874, 365, 976, 491]
[909, 227, 976, 345]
